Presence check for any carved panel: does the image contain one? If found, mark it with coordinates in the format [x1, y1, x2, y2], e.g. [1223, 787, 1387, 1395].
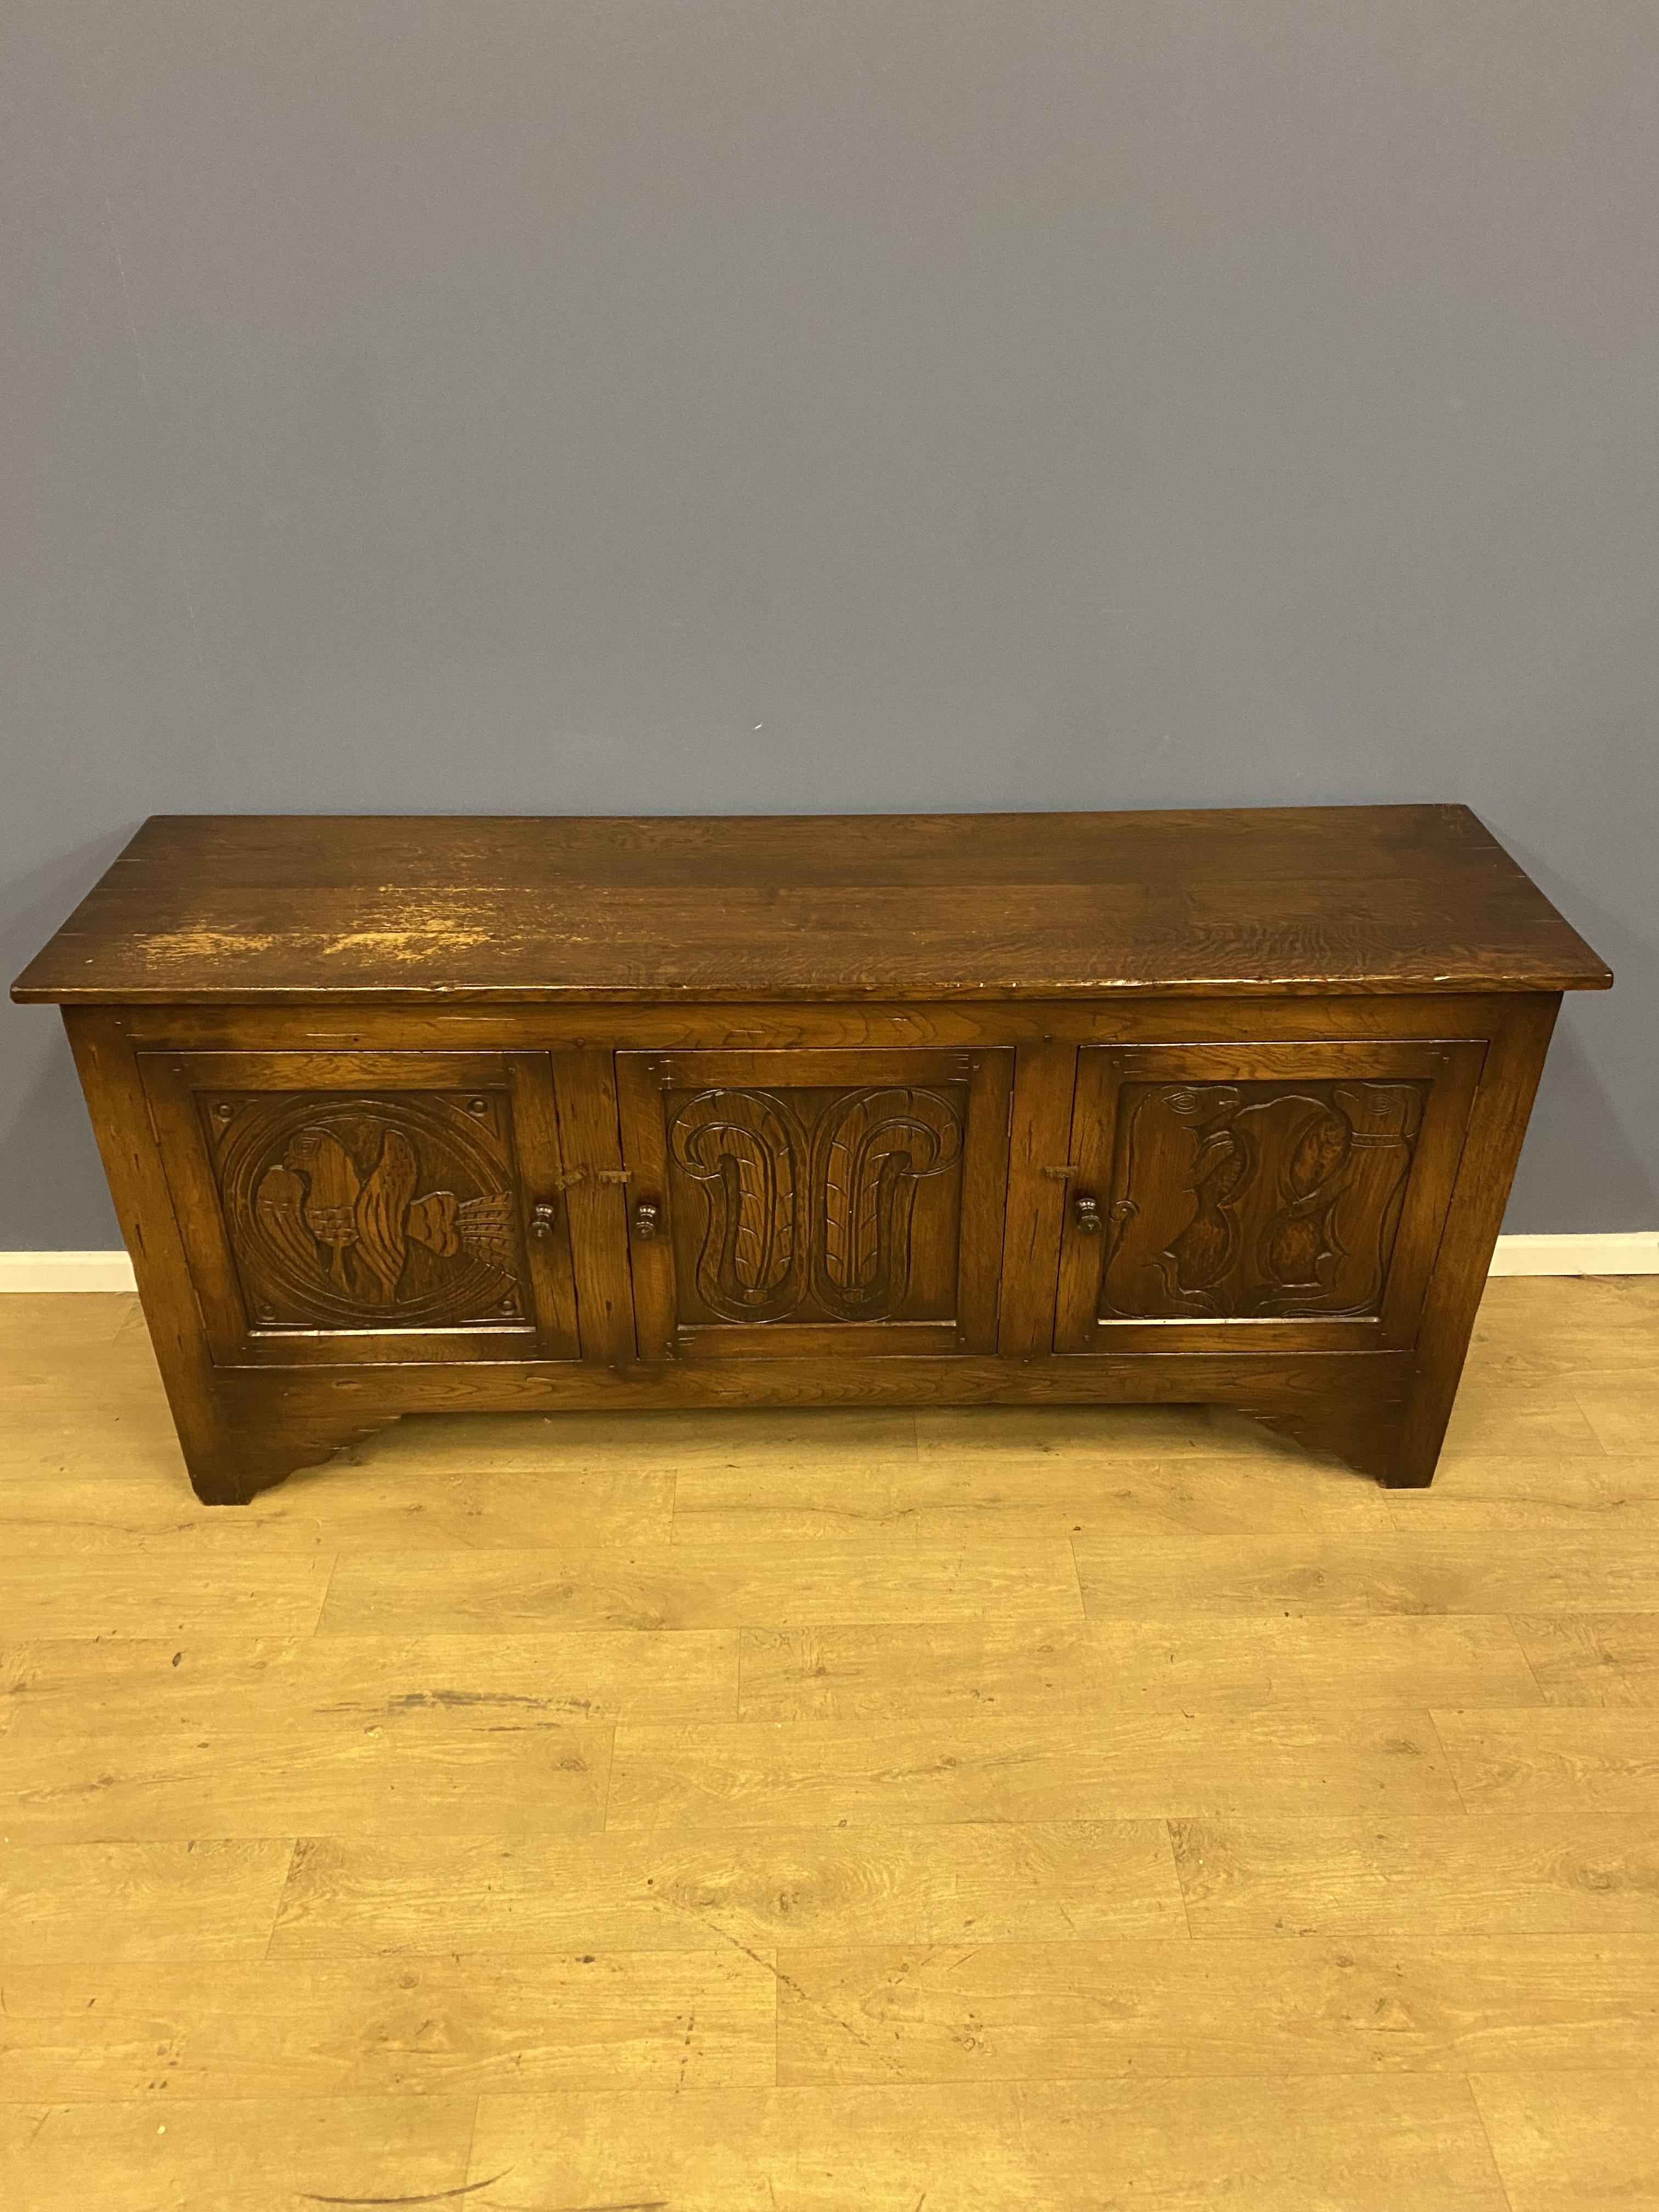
[665, 1084, 965, 1326]
[204, 1090, 529, 1330]
[670, 1089, 804, 1323]
[1100, 1080, 1427, 1322]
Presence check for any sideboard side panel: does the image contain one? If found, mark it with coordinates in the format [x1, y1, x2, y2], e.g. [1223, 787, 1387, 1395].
[63, 1006, 217, 1463]
[62, 1008, 398, 1500]
[1391, 991, 1562, 1486]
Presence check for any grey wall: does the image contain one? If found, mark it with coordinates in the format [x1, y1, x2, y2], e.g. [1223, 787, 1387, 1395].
[4, 0, 1655, 1247]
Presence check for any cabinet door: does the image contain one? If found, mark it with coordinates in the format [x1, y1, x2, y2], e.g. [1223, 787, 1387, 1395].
[1054, 1040, 1485, 1354]
[616, 1048, 1014, 1361]
[140, 1051, 581, 1364]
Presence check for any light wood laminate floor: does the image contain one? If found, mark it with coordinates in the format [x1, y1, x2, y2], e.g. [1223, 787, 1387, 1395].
[2, 1277, 1657, 2210]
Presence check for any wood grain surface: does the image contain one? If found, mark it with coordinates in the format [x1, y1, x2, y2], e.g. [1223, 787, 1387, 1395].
[26, 971, 1585, 1503]
[1, 1269, 1655, 2209]
[11, 805, 1612, 1003]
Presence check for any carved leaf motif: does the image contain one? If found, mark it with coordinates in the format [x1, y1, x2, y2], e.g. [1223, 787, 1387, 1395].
[353, 1130, 419, 1301]
[815, 1087, 962, 1316]
[1261, 1104, 1352, 1291]
[221, 1090, 526, 1331]
[724, 1130, 786, 1294]
[407, 1189, 461, 1258]
[456, 1194, 517, 1273]
[1153, 1087, 1250, 1308]
[287, 1128, 362, 1286]
[1265, 1210, 1327, 1288]
[1285, 1108, 1351, 1202]
[1168, 1125, 1247, 1295]
[254, 1164, 324, 1284]
[671, 1090, 801, 1320]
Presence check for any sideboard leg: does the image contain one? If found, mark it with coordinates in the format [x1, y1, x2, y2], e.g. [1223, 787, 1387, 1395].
[183, 1429, 298, 1507]
[1378, 1384, 1453, 1488]
[181, 1396, 403, 1505]
[1229, 1368, 1410, 1486]
[1386, 994, 1562, 1491]
[1380, 1455, 1438, 1491]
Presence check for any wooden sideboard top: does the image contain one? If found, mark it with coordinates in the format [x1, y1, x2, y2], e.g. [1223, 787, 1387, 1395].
[12, 804, 1611, 1006]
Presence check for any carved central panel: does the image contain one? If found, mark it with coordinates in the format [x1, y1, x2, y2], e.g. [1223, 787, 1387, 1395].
[1101, 1080, 1427, 1322]
[665, 1084, 966, 1326]
[204, 1090, 529, 1330]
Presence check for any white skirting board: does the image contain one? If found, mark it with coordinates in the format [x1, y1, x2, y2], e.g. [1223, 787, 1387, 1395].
[1485, 1232, 1659, 1276]
[1, 1233, 1656, 1293]
[1, 1251, 143, 1291]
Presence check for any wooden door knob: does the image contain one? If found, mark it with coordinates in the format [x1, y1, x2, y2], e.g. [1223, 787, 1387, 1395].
[529, 1200, 558, 1241]
[633, 1199, 661, 1241]
[1073, 1194, 1103, 1234]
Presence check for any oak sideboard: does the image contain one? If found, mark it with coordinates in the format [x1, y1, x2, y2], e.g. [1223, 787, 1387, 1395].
[12, 806, 1610, 1503]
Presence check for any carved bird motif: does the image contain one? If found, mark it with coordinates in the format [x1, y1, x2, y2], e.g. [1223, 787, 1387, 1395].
[248, 1107, 521, 1318]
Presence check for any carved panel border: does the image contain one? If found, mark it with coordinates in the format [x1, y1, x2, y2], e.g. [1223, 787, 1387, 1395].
[1054, 1039, 1487, 1355]
[665, 1083, 966, 1327]
[1101, 1079, 1428, 1322]
[207, 1088, 528, 1330]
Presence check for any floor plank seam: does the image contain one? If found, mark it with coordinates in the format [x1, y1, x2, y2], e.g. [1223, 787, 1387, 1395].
[1424, 1707, 1475, 1814]
[1462, 2072, 1520, 2212]
[1064, 1532, 1087, 1621]
[597, 1720, 619, 1831]
[308, 1549, 345, 1641]
[454, 2092, 483, 2198]
[1504, 1614, 1553, 1706]
[1161, 1820, 1197, 1940]
[259, 1838, 301, 1963]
